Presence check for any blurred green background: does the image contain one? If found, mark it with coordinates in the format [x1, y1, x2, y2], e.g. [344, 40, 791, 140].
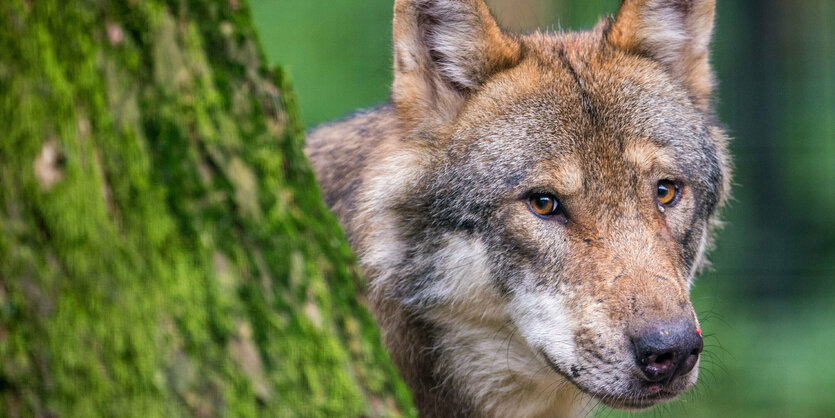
[251, 0, 835, 416]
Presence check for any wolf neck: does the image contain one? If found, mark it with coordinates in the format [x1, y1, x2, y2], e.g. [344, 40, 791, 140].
[403, 315, 587, 417]
[372, 233, 582, 417]
[368, 232, 587, 417]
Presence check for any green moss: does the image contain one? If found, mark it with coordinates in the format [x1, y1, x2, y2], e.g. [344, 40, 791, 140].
[0, 0, 414, 416]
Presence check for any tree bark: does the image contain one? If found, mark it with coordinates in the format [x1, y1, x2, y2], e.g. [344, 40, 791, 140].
[0, 0, 412, 416]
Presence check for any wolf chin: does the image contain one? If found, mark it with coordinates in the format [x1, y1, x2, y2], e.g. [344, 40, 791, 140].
[306, 0, 731, 416]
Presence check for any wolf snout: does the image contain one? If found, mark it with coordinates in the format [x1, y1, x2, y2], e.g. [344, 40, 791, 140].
[631, 319, 703, 384]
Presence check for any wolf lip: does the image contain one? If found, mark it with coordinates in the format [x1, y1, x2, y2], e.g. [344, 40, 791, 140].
[598, 388, 680, 409]
[589, 380, 683, 409]
[601, 395, 664, 410]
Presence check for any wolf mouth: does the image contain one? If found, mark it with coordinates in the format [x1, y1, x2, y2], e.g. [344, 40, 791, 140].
[540, 351, 679, 410]
[599, 393, 677, 410]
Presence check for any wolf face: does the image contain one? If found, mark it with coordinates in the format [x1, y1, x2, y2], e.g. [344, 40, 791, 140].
[306, 0, 731, 416]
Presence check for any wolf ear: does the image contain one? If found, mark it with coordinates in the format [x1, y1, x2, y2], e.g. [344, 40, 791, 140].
[392, 0, 521, 131]
[608, 0, 717, 110]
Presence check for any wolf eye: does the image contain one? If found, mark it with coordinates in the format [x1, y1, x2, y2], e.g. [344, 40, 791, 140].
[528, 193, 562, 218]
[656, 180, 679, 206]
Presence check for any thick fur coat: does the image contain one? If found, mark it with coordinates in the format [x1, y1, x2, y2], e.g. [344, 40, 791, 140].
[306, 0, 730, 416]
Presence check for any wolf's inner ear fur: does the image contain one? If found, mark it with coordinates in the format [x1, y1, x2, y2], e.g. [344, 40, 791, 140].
[392, 0, 521, 131]
[608, 0, 717, 110]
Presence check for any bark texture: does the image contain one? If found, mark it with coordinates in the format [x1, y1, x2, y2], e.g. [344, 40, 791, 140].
[0, 0, 412, 416]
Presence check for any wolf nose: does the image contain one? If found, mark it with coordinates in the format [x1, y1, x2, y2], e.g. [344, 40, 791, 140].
[632, 320, 703, 383]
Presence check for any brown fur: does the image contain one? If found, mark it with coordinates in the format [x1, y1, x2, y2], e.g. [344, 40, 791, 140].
[306, 1, 730, 416]
[608, 0, 717, 110]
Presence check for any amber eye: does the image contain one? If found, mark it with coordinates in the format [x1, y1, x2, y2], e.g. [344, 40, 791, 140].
[656, 180, 679, 206]
[528, 193, 561, 217]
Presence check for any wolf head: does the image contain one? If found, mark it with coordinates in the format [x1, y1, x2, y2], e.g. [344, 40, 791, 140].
[350, 0, 730, 414]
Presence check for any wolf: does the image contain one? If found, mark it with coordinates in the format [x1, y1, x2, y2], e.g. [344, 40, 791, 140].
[305, 0, 731, 416]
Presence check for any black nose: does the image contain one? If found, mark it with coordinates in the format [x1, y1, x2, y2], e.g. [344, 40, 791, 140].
[632, 320, 703, 383]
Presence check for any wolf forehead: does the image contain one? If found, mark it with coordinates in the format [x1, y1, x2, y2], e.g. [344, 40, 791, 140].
[424, 33, 725, 212]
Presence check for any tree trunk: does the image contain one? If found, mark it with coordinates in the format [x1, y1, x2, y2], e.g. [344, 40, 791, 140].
[0, 1, 412, 416]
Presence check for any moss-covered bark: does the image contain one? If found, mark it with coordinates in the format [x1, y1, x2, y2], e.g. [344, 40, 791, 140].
[0, 1, 413, 416]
